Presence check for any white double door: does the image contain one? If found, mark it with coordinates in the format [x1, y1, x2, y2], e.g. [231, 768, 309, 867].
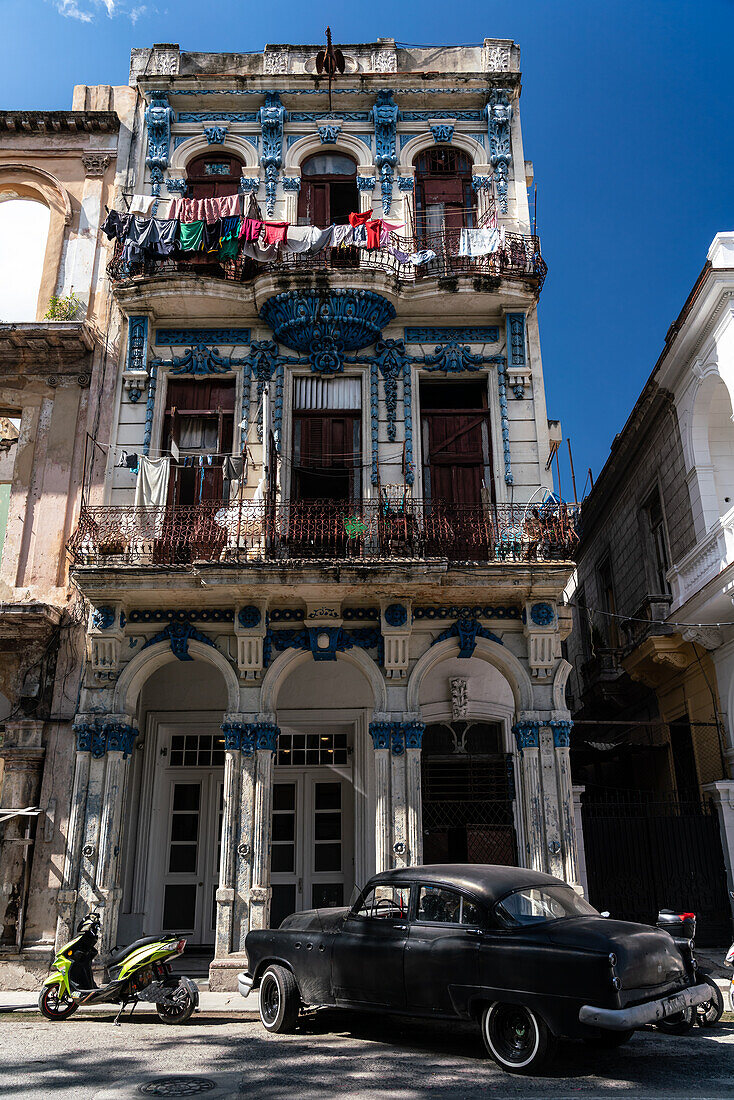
[270, 767, 354, 929]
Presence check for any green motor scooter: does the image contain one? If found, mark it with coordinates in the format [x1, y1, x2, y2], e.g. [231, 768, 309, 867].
[40, 910, 199, 1024]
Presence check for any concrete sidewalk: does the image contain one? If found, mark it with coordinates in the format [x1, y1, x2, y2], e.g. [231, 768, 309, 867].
[0, 987, 259, 1015]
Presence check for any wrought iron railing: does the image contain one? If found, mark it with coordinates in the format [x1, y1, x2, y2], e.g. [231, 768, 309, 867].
[68, 500, 578, 567]
[106, 231, 546, 290]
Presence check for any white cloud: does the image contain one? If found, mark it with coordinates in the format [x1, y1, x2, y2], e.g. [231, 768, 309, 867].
[52, 0, 148, 22]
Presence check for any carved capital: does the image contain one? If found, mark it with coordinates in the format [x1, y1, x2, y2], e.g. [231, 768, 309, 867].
[82, 153, 111, 178]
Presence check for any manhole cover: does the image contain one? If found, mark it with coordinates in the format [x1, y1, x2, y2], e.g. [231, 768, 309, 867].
[139, 1079, 216, 1096]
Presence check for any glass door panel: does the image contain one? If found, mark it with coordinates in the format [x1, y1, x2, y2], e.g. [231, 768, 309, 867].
[162, 781, 201, 934]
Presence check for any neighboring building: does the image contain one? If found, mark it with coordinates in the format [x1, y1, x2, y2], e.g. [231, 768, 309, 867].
[2, 38, 581, 991]
[0, 91, 133, 983]
[565, 234, 734, 943]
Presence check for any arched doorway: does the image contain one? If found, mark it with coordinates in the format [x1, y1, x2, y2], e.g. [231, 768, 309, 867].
[269, 652, 376, 927]
[118, 656, 229, 950]
[413, 146, 475, 257]
[184, 153, 243, 199]
[297, 152, 358, 227]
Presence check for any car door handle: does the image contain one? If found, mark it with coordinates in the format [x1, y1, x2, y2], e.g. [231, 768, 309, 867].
[393, 924, 408, 931]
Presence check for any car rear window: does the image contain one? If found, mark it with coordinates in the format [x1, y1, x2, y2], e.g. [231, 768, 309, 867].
[495, 886, 598, 927]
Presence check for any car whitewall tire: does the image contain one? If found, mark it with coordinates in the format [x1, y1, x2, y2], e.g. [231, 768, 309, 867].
[258, 964, 300, 1033]
[482, 1001, 554, 1074]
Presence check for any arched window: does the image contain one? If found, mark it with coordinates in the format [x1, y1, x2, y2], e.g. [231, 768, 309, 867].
[297, 153, 357, 227]
[185, 154, 243, 200]
[414, 146, 475, 248]
[0, 198, 50, 321]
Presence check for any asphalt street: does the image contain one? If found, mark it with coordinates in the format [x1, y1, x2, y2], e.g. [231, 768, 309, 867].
[0, 1007, 732, 1099]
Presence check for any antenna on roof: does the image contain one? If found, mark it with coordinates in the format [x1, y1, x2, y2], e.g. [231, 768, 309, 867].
[316, 26, 345, 111]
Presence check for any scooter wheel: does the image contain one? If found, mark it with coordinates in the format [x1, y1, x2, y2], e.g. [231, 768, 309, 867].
[39, 985, 78, 1021]
[696, 974, 724, 1027]
[156, 979, 197, 1024]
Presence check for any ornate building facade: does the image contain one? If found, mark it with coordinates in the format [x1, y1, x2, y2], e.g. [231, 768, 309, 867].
[2, 39, 581, 989]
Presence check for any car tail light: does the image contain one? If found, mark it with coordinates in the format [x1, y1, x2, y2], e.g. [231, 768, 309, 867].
[176, 938, 186, 954]
[677, 912, 696, 921]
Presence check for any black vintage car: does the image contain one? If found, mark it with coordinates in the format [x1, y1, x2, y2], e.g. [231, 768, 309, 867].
[239, 864, 712, 1073]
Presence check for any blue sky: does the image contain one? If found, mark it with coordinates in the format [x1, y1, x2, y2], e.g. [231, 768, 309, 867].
[3, 0, 733, 494]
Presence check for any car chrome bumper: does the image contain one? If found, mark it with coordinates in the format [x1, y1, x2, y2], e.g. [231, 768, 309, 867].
[579, 981, 712, 1031]
[237, 971, 254, 999]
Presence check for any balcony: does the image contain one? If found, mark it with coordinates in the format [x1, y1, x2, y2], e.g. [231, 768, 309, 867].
[106, 230, 547, 294]
[68, 500, 578, 569]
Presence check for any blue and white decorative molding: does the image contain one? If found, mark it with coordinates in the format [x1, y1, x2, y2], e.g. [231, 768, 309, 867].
[263, 625, 382, 668]
[397, 176, 414, 192]
[127, 317, 148, 373]
[356, 176, 376, 192]
[512, 721, 540, 752]
[221, 720, 279, 754]
[129, 608, 233, 624]
[178, 112, 258, 123]
[239, 341, 296, 446]
[259, 91, 287, 216]
[74, 720, 138, 759]
[203, 125, 228, 144]
[318, 123, 341, 144]
[155, 328, 251, 346]
[150, 343, 242, 377]
[530, 602, 555, 627]
[506, 313, 529, 398]
[429, 123, 454, 144]
[145, 91, 174, 199]
[373, 90, 399, 215]
[399, 134, 418, 151]
[354, 133, 372, 150]
[369, 721, 425, 754]
[550, 720, 573, 748]
[486, 88, 513, 213]
[282, 177, 301, 191]
[384, 603, 408, 627]
[405, 326, 499, 343]
[496, 356, 514, 484]
[239, 176, 261, 194]
[165, 177, 188, 195]
[434, 617, 503, 658]
[238, 606, 261, 629]
[471, 175, 493, 192]
[141, 617, 218, 661]
[260, 290, 396, 374]
[91, 606, 115, 631]
[413, 604, 520, 620]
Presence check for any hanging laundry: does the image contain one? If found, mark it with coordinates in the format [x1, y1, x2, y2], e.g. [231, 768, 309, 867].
[122, 217, 178, 264]
[101, 210, 132, 242]
[134, 456, 170, 508]
[262, 221, 289, 247]
[458, 227, 501, 257]
[364, 220, 383, 250]
[240, 239, 278, 262]
[330, 224, 355, 247]
[283, 226, 334, 254]
[218, 216, 241, 260]
[177, 220, 205, 252]
[129, 194, 156, 216]
[124, 452, 140, 472]
[409, 249, 437, 265]
[238, 218, 263, 242]
[202, 219, 222, 254]
[168, 194, 242, 225]
[223, 455, 245, 502]
[388, 246, 411, 264]
[348, 209, 372, 227]
[351, 225, 368, 247]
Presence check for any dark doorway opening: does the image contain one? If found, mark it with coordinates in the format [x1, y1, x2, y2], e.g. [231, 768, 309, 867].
[421, 722, 517, 865]
[185, 154, 243, 199]
[163, 378, 235, 505]
[298, 153, 358, 227]
[420, 380, 493, 506]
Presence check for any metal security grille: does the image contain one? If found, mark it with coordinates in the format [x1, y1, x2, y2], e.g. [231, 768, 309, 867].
[421, 722, 516, 866]
[581, 794, 732, 945]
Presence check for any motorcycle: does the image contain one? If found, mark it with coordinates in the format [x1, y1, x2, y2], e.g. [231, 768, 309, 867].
[40, 910, 199, 1024]
[655, 909, 724, 1032]
[725, 891, 734, 1013]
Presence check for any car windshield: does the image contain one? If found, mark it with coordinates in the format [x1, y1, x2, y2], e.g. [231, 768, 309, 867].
[495, 886, 598, 927]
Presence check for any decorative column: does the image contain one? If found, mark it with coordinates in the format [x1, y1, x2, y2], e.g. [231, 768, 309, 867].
[248, 719, 279, 931]
[64, 715, 137, 956]
[513, 721, 543, 870]
[0, 721, 45, 948]
[389, 726, 408, 869]
[258, 92, 287, 218]
[213, 717, 244, 960]
[56, 745, 92, 950]
[403, 721, 425, 867]
[372, 90, 399, 216]
[369, 720, 392, 872]
[702, 780, 734, 923]
[550, 720, 581, 889]
[572, 785, 589, 897]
